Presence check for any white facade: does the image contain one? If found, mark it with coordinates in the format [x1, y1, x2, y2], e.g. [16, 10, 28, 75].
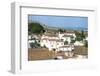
[56, 45, 74, 52]
[40, 32, 76, 51]
[28, 40, 35, 43]
[40, 38, 64, 51]
[58, 32, 76, 44]
[58, 32, 76, 37]
[74, 41, 84, 46]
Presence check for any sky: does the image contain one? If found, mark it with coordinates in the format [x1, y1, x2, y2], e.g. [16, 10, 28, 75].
[28, 15, 88, 30]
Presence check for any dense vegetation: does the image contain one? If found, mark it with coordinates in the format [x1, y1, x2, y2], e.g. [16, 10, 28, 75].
[75, 30, 86, 41]
[28, 22, 45, 35]
[30, 40, 40, 48]
[57, 29, 66, 33]
[64, 41, 68, 45]
[84, 40, 88, 47]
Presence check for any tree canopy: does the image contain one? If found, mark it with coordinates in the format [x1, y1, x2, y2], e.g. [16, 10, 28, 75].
[75, 30, 86, 41]
[58, 29, 66, 33]
[28, 22, 45, 35]
[84, 40, 88, 47]
[64, 41, 68, 45]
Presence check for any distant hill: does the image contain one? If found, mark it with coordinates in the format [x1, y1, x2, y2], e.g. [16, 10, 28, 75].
[42, 24, 87, 32]
[42, 25, 61, 30]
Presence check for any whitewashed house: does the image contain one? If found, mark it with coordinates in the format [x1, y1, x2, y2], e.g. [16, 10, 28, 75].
[58, 32, 76, 44]
[40, 32, 76, 51]
[28, 40, 35, 43]
[56, 45, 74, 57]
[64, 32, 76, 38]
[56, 45, 74, 52]
[40, 37, 64, 51]
[74, 41, 84, 46]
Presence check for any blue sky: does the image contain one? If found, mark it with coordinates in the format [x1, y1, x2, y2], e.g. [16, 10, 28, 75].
[28, 15, 88, 30]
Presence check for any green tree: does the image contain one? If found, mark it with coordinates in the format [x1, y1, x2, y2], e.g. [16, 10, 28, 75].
[28, 22, 45, 35]
[30, 42, 35, 48]
[75, 37, 83, 41]
[58, 29, 65, 33]
[75, 30, 85, 41]
[64, 41, 68, 45]
[34, 40, 40, 47]
[81, 30, 85, 40]
[84, 40, 88, 47]
[70, 36, 75, 44]
[71, 40, 75, 44]
[75, 31, 81, 37]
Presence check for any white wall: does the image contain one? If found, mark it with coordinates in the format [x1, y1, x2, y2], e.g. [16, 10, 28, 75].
[0, 0, 100, 76]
